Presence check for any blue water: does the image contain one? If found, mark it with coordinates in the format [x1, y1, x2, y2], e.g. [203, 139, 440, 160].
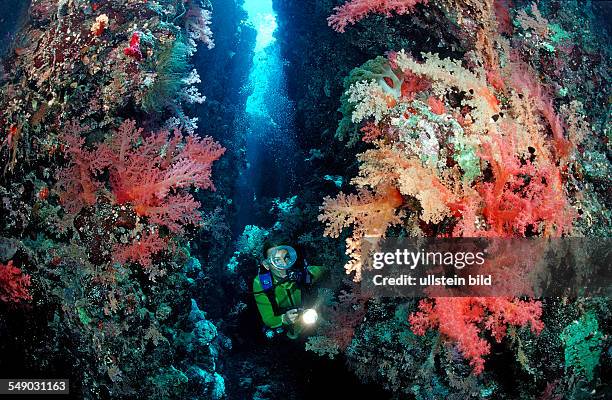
[234, 0, 298, 231]
[0, 0, 30, 58]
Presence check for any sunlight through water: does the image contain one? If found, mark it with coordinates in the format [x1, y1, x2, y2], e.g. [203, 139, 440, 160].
[243, 0, 277, 52]
[235, 0, 298, 230]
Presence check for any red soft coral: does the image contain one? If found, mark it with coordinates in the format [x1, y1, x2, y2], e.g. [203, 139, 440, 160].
[360, 122, 384, 142]
[427, 96, 445, 115]
[328, 0, 428, 33]
[57, 120, 225, 233]
[55, 121, 102, 214]
[399, 70, 431, 99]
[0, 260, 32, 304]
[477, 128, 575, 236]
[493, 0, 514, 35]
[113, 230, 168, 274]
[409, 297, 544, 374]
[124, 32, 142, 60]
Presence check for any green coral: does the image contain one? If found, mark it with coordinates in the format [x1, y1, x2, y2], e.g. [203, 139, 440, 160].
[560, 311, 603, 382]
[77, 307, 92, 326]
[149, 366, 188, 399]
[450, 131, 481, 183]
[305, 335, 340, 359]
[271, 195, 298, 215]
[393, 99, 481, 182]
[549, 23, 571, 43]
[582, 150, 611, 181]
[142, 37, 193, 113]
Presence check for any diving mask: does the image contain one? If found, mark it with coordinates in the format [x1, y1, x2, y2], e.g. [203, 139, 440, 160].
[266, 245, 297, 270]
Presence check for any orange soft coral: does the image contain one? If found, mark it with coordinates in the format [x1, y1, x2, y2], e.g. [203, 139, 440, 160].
[318, 185, 404, 239]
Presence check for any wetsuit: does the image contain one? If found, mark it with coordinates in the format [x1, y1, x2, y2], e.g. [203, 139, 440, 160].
[253, 264, 326, 338]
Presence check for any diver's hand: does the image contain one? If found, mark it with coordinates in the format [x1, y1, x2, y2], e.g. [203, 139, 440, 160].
[282, 309, 299, 325]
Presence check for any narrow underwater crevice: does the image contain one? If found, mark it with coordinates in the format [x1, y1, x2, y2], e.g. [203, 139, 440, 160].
[0, 0, 31, 59]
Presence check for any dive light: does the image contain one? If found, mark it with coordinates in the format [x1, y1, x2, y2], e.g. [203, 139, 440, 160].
[301, 308, 318, 325]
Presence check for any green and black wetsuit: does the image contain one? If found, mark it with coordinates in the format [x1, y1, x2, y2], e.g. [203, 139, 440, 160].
[253, 264, 326, 338]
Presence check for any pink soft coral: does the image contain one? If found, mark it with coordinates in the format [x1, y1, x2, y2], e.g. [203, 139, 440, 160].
[124, 32, 142, 60]
[185, 6, 215, 49]
[0, 261, 32, 304]
[328, 0, 428, 32]
[409, 297, 544, 374]
[477, 128, 575, 237]
[56, 121, 102, 213]
[57, 120, 225, 233]
[509, 59, 572, 158]
[113, 230, 168, 278]
[99, 121, 225, 232]
[323, 288, 370, 350]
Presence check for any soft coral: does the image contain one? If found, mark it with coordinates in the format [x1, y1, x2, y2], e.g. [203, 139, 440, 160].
[328, 0, 428, 33]
[57, 120, 225, 233]
[0, 260, 32, 304]
[101, 121, 225, 232]
[56, 121, 103, 213]
[318, 185, 404, 239]
[477, 127, 575, 236]
[112, 230, 168, 278]
[410, 297, 544, 374]
[124, 32, 142, 61]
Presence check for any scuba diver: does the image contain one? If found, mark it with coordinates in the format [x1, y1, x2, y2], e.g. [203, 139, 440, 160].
[253, 238, 327, 339]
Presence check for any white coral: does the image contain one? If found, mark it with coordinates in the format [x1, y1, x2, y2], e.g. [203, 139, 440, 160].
[347, 80, 392, 124]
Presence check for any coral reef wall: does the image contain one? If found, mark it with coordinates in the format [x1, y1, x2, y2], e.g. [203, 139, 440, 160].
[272, 0, 611, 398]
[0, 0, 610, 399]
[0, 0, 245, 398]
